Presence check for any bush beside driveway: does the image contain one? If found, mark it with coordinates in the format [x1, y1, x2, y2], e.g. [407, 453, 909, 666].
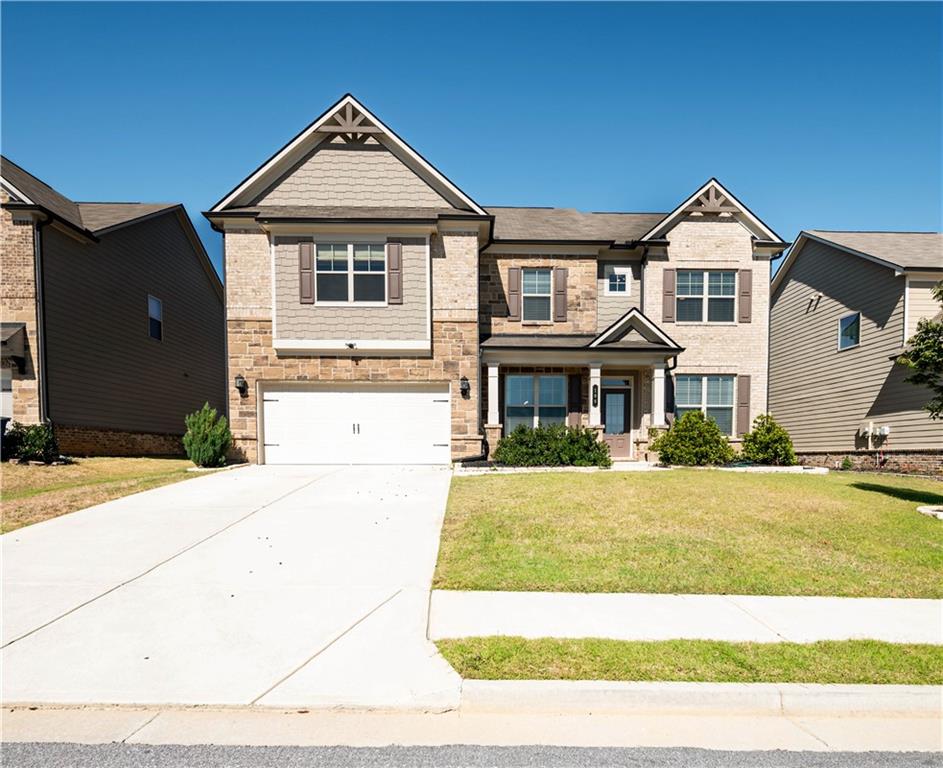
[434, 470, 943, 598]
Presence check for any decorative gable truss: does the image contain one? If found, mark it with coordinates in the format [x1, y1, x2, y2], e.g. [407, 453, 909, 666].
[320, 101, 384, 145]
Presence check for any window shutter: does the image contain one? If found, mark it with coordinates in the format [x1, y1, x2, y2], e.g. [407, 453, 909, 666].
[553, 267, 568, 322]
[738, 269, 752, 323]
[387, 241, 403, 305]
[507, 267, 521, 321]
[662, 269, 676, 322]
[737, 375, 751, 436]
[567, 373, 582, 427]
[299, 242, 314, 304]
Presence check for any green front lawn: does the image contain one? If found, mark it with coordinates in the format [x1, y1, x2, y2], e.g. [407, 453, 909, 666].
[437, 637, 943, 685]
[434, 470, 943, 598]
[1, 457, 194, 533]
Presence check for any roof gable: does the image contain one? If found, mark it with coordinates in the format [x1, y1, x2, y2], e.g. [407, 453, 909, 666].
[210, 94, 487, 215]
[590, 307, 681, 350]
[640, 178, 785, 244]
[1, 155, 84, 230]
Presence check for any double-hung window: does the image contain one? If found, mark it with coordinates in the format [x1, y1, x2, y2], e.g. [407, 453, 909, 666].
[522, 268, 552, 321]
[316, 242, 386, 304]
[838, 312, 860, 350]
[677, 270, 736, 322]
[147, 295, 163, 341]
[674, 374, 735, 435]
[505, 374, 567, 432]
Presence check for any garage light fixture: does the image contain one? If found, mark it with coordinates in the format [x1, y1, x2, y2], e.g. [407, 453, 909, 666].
[459, 376, 470, 399]
[234, 375, 248, 398]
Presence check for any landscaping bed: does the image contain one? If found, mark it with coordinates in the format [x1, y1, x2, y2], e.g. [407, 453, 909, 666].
[1, 457, 194, 533]
[434, 470, 943, 598]
[437, 637, 943, 685]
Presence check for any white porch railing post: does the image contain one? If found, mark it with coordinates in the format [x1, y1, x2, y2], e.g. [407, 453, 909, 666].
[487, 363, 500, 425]
[652, 364, 667, 427]
[589, 364, 602, 426]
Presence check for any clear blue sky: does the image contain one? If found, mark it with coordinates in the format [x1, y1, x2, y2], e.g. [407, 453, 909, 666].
[3, 2, 940, 276]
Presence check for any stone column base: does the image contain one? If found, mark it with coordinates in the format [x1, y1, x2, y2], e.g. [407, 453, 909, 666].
[484, 424, 503, 458]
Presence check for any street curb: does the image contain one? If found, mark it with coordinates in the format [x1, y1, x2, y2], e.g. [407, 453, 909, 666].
[460, 680, 943, 716]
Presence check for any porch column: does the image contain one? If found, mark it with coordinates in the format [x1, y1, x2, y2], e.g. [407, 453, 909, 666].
[588, 363, 602, 426]
[652, 364, 667, 427]
[487, 363, 500, 425]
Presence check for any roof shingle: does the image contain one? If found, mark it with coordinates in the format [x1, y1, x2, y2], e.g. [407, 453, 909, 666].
[486, 207, 665, 242]
[807, 230, 943, 271]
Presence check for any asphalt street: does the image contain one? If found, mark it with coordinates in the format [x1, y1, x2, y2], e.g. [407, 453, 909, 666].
[3, 744, 940, 768]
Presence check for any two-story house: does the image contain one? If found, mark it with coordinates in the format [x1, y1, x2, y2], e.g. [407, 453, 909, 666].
[207, 95, 788, 465]
[1, 157, 226, 456]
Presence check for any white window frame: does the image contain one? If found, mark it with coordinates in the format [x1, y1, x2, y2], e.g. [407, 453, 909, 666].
[522, 267, 553, 322]
[676, 270, 737, 324]
[837, 311, 861, 351]
[504, 374, 567, 433]
[604, 264, 632, 296]
[674, 374, 735, 436]
[1, 367, 12, 420]
[314, 240, 387, 307]
[147, 294, 163, 342]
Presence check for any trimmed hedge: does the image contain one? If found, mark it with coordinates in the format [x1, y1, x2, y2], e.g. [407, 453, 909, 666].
[649, 410, 734, 466]
[742, 414, 797, 466]
[492, 424, 612, 468]
[2, 421, 60, 463]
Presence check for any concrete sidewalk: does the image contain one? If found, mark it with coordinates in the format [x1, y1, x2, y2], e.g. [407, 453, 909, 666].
[429, 590, 943, 644]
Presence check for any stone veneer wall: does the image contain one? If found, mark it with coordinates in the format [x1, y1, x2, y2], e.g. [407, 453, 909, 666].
[797, 450, 943, 476]
[56, 425, 185, 457]
[225, 227, 482, 462]
[0, 190, 41, 423]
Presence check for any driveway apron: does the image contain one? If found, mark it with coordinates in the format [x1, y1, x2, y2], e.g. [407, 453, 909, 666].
[1, 465, 459, 709]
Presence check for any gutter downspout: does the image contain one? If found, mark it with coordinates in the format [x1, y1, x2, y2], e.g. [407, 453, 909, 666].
[32, 216, 51, 423]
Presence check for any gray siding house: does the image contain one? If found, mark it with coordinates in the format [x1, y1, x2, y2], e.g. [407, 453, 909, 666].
[769, 231, 942, 472]
[1, 157, 226, 455]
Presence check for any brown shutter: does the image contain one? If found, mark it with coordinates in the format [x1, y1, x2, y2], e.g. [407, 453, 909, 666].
[387, 241, 403, 305]
[737, 375, 752, 436]
[553, 267, 568, 322]
[299, 242, 314, 304]
[738, 269, 752, 323]
[662, 269, 676, 322]
[507, 267, 521, 321]
[567, 373, 582, 427]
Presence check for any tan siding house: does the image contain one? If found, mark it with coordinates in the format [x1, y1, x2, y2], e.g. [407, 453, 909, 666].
[770, 231, 942, 471]
[0, 157, 225, 455]
[207, 94, 789, 465]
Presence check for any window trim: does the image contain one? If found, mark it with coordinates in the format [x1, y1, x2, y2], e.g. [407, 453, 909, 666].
[604, 264, 632, 296]
[521, 267, 553, 322]
[675, 269, 737, 324]
[504, 374, 567, 433]
[147, 294, 163, 342]
[673, 373, 735, 436]
[314, 240, 388, 307]
[837, 311, 861, 351]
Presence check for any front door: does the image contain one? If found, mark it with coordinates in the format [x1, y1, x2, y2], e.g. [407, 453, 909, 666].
[601, 388, 632, 459]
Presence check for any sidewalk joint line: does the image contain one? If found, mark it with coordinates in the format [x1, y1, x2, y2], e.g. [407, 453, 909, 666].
[2, 469, 341, 649]
[120, 711, 160, 744]
[249, 588, 402, 705]
[724, 596, 790, 642]
[786, 714, 832, 749]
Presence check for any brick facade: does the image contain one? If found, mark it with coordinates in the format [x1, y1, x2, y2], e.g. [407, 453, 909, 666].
[56, 425, 185, 457]
[0, 189, 41, 423]
[797, 450, 943, 477]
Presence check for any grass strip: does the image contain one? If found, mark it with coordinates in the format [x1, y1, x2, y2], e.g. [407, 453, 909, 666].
[436, 637, 943, 685]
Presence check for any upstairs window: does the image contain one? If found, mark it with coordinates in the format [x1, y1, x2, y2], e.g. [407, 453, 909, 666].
[316, 242, 386, 304]
[604, 264, 631, 295]
[838, 312, 861, 350]
[522, 268, 552, 321]
[147, 295, 163, 341]
[677, 270, 736, 322]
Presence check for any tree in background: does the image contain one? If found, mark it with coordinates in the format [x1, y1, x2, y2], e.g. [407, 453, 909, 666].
[898, 281, 943, 419]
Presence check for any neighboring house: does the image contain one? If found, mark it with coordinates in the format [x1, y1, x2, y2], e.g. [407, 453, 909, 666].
[770, 230, 943, 472]
[206, 94, 788, 465]
[0, 157, 226, 456]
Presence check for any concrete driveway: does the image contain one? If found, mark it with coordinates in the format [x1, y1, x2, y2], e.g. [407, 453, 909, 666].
[1, 465, 460, 709]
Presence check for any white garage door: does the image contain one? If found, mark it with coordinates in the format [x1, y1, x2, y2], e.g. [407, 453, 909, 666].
[261, 384, 451, 465]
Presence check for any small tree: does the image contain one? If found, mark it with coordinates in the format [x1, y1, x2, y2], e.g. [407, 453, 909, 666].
[742, 414, 796, 466]
[897, 281, 943, 419]
[649, 410, 734, 466]
[183, 403, 232, 467]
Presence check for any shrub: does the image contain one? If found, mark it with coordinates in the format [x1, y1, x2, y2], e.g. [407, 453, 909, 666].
[492, 424, 612, 468]
[183, 403, 232, 468]
[741, 414, 797, 466]
[4, 421, 59, 463]
[841, 456, 854, 471]
[649, 410, 734, 466]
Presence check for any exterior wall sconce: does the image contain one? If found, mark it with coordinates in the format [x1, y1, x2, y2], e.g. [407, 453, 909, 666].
[459, 376, 471, 399]
[234, 375, 248, 398]
[592, 384, 599, 408]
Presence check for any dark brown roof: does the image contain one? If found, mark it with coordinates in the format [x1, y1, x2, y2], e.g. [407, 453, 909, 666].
[1, 156, 83, 230]
[480, 332, 675, 352]
[218, 205, 484, 221]
[806, 230, 943, 271]
[486, 207, 666, 243]
[77, 203, 178, 232]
